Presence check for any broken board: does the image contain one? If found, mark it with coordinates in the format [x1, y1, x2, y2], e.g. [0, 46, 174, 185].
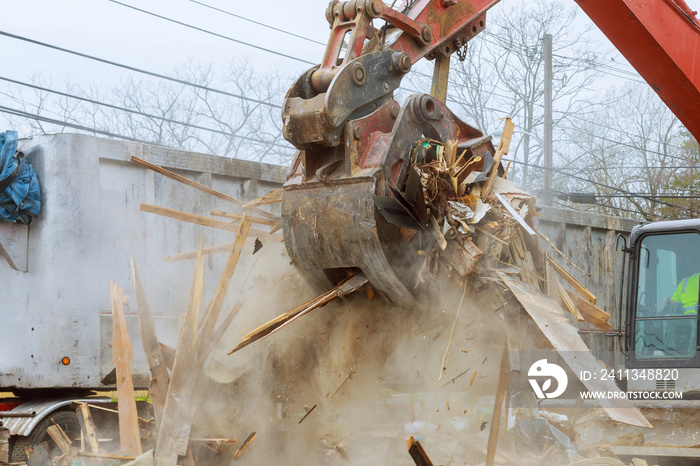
[499, 275, 651, 428]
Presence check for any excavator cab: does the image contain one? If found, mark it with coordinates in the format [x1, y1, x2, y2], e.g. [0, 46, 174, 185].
[625, 220, 700, 392]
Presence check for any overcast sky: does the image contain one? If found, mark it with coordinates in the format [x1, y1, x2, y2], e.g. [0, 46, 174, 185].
[3, 0, 698, 89]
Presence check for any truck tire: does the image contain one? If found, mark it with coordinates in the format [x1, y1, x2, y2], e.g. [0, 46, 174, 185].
[9, 410, 81, 463]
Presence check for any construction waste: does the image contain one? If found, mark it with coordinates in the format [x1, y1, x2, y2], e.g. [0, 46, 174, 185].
[15, 123, 672, 466]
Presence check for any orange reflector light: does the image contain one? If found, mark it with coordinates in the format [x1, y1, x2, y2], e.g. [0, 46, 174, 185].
[61, 357, 71, 365]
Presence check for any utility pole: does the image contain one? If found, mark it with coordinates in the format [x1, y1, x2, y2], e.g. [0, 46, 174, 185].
[543, 33, 553, 206]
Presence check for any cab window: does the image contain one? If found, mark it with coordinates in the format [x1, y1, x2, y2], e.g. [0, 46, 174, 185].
[634, 232, 699, 359]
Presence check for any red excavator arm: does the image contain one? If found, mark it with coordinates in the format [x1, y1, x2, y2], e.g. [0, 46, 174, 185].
[573, 0, 700, 140]
[281, 0, 501, 306]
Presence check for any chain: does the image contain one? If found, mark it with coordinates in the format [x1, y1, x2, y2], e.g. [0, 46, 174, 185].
[456, 43, 468, 62]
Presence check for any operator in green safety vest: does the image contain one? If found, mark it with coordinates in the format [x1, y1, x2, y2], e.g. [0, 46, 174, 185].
[671, 272, 700, 315]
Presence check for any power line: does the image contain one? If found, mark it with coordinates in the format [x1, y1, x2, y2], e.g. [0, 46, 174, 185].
[0, 104, 174, 146]
[0, 103, 294, 152]
[560, 192, 700, 199]
[553, 110, 690, 152]
[0, 30, 282, 109]
[0, 75, 293, 150]
[561, 131, 691, 163]
[554, 198, 670, 220]
[107, 0, 315, 65]
[502, 157, 681, 209]
[188, 0, 326, 46]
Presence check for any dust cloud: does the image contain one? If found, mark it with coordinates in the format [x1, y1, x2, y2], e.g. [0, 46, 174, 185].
[190, 240, 507, 465]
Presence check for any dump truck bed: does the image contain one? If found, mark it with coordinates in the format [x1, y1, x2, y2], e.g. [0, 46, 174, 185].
[0, 133, 284, 390]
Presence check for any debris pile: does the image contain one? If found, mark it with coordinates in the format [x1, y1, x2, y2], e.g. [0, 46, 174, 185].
[11, 129, 658, 465]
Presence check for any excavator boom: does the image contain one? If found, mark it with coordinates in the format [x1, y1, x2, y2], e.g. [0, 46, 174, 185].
[573, 0, 700, 140]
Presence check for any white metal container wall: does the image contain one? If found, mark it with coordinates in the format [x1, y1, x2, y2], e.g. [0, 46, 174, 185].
[0, 133, 285, 390]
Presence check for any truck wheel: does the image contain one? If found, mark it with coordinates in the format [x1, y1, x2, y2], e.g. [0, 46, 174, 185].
[10, 410, 82, 463]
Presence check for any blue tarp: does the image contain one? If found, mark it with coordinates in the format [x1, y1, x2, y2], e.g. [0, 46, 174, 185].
[0, 131, 41, 224]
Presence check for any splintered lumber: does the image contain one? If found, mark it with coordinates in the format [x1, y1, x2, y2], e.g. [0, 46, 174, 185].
[190, 438, 237, 445]
[228, 273, 368, 355]
[165, 242, 235, 262]
[441, 368, 470, 388]
[75, 402, 100, 454]
[557, 276, 583, 322]
[47, 424, 75, 457]
[84, 404, 151, 427]
[499, 275, 651, 428]
[566, 290, 612, 331]
[533, 225, 587, 276]
[210, 210, 279, 227]
[485, 345, 509, 466]
[243, 188, 284, 208]
[494, 193, 536, 236]
[298, 404, 317, 424]
[131, 156, 277, 221]
[429, 215, 447, 250]
[159, 343, 176, 371]
[154, 240, 205, 465]
[482, 117, 515, 199]
[331, 370, 355, 397]
[442, 239, 482, 277]
[110, 281, 144, 458]
[547, 256, 597, 304]
[234, 432, 256, 459]
[197, 217, 251, 345]
[407, 436, 434, 466]
[132, 260, 169, 432]
[77, 451, 136, 461]
[139, 203, 236, 230]
[198, 298, 246, 363]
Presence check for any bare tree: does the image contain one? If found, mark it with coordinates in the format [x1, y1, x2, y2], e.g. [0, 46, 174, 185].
[0, 60, 296, 166]
[563, 84, 695, 220]
[440, 0, 600, 191]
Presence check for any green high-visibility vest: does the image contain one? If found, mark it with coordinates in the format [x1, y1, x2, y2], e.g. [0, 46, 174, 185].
[672, 273, 700, 314]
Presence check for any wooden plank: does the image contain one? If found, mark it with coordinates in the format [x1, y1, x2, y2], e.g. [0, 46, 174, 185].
[556, 276, 583, 322]
[228, 274, 368, 355]
[485, 345, 509, 466]
[131, 156, 277, 221]
[533, 224, 588, 276]
[500, 275, 651, 428]
[165, 242, 235, 262]
[544, 254, 556, 299]
[429, 215, 447, 250]
[78, 451, 136, 461]
[139, 203, 236, 230]
[197, 217, 251, 345]
[494, 193, 536, 236]
[482, 117, 515, 199]
[132, 259, 169, 432]
[198, 298, 246, 363]
[75, 402, 100, 454]
[611, 446, 700, 458]
[632, 459, 649, 466]
[110, 281, 143, 457]
[46, 424, 74, 457]
[234, 432, 256, 459]
[407, 436, 434, 466]
[442, 239, 482, 277]
[547, 256, 597, 304]
[154, 240, 205, 465]
[566, 290, 612, 332]
[84, 404, 151, 427]
[210, 210, 279, 227]
[243, 188, 284, 208]
[474, 226, 510, 246]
